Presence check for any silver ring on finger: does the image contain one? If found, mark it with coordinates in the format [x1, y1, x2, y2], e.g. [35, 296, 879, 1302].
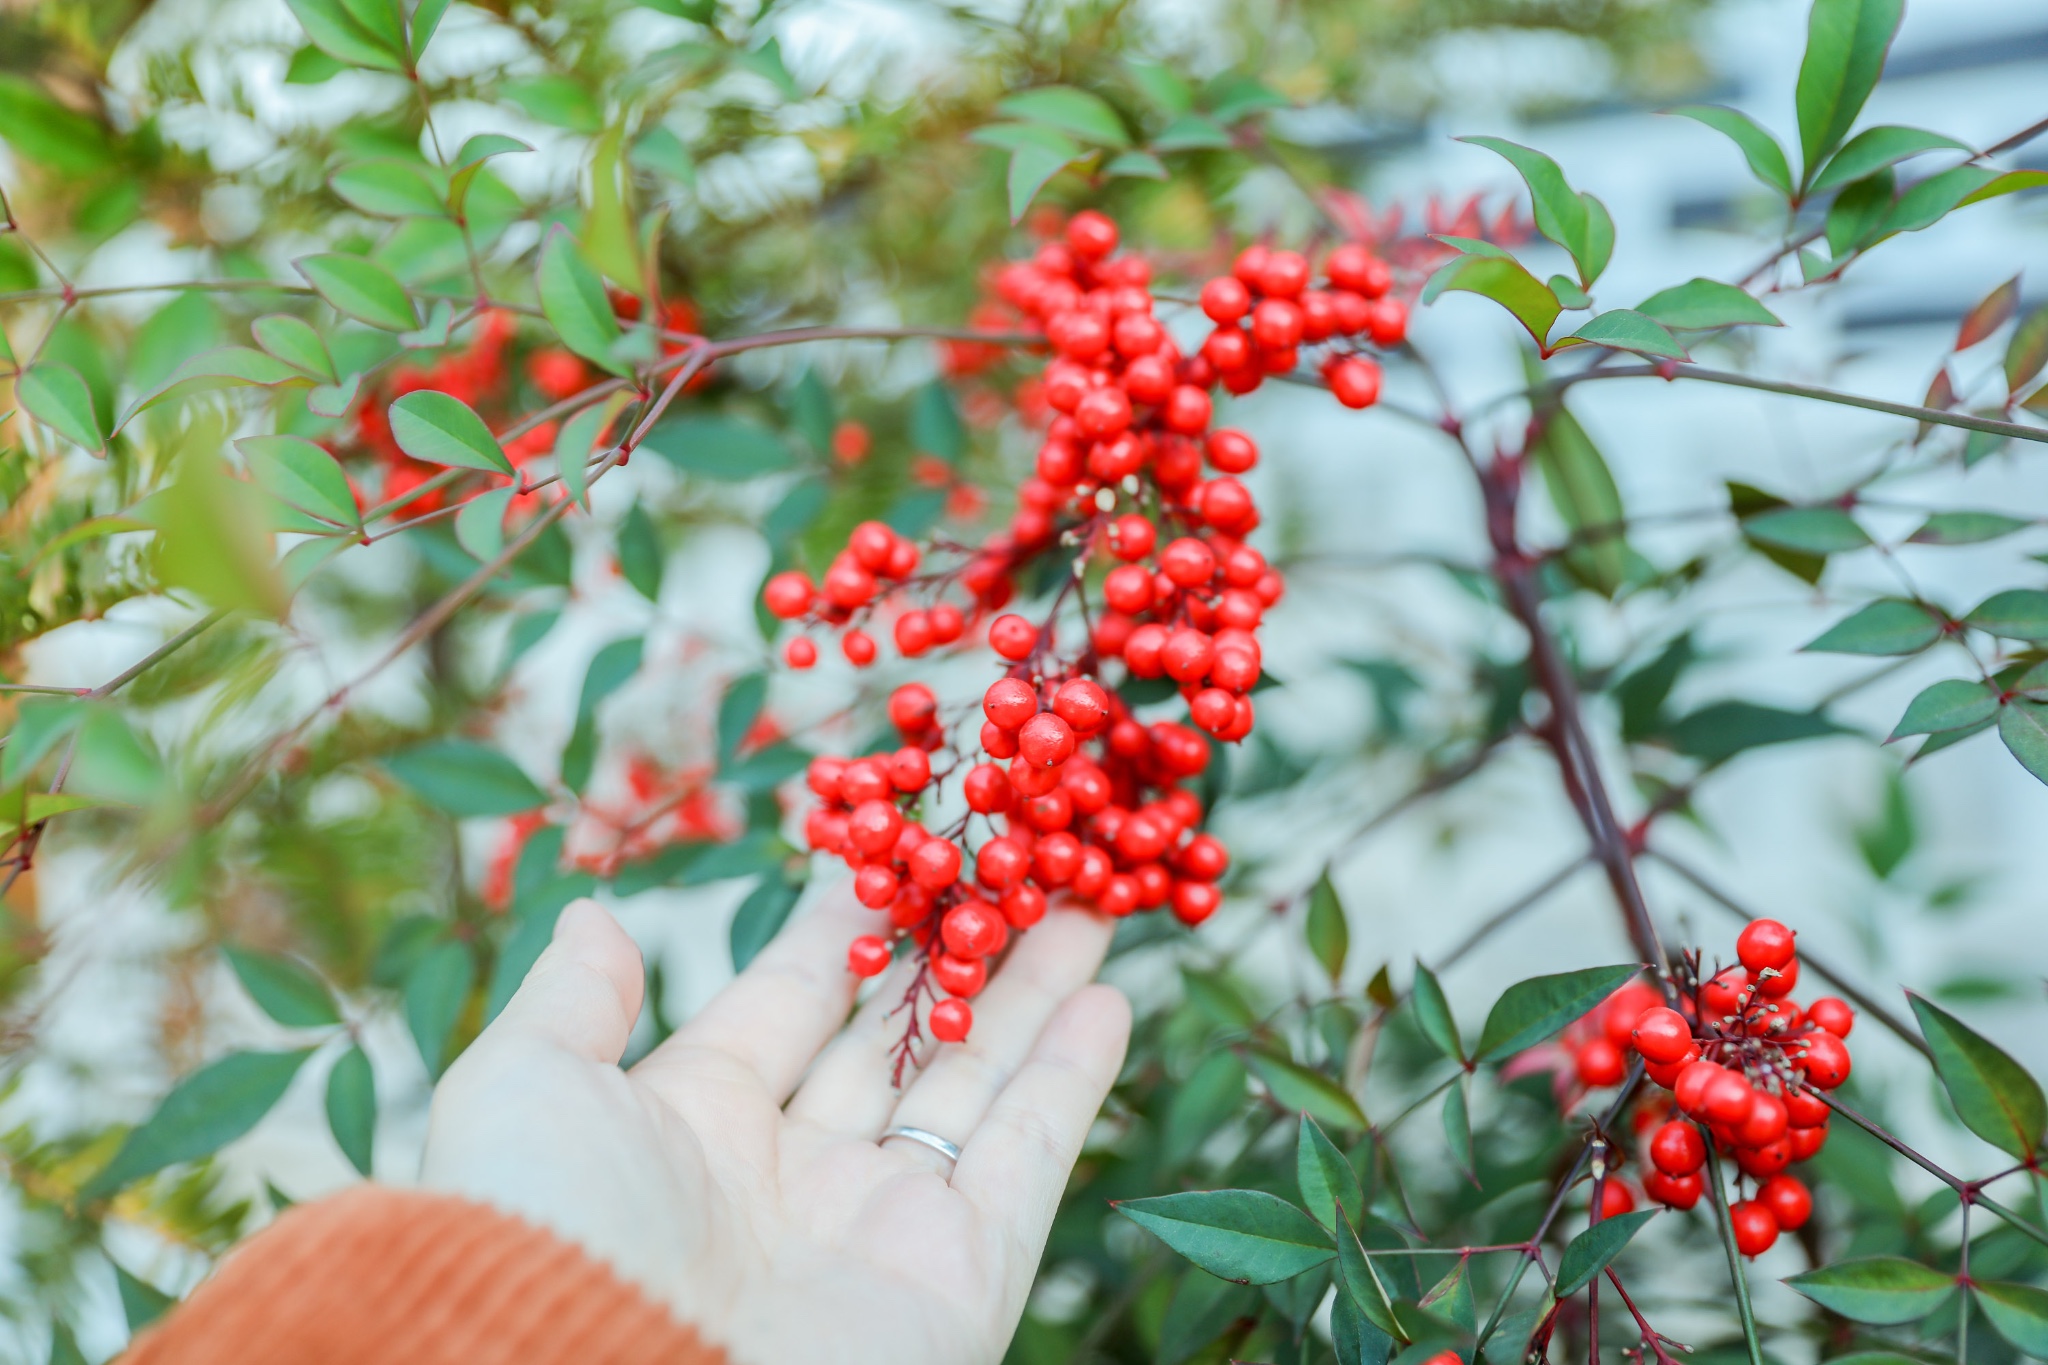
[880, 1125, 961, 1174]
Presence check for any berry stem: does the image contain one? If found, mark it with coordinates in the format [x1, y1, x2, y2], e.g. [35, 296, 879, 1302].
[1702, 1146, 1766, 1365]
[1604, 1269, 1687, 1365]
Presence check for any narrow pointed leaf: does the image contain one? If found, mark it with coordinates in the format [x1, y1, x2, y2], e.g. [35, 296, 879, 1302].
[1554, 1210, 1655, 1297]
[553, 403, 610, 511]
[295, 253, 417, 331]
[1997, 700, 2048, 783]
[1296, 1114, 1364, 1230]
[1007, 144, 1078, 224]
[385, 740, 546, 815]
[1908, 991, 2046, 1158]
[1306, 871, 1348, 981]
[1336, 1218, 1404, 1339]
[84, 1049, 314, 1197]
[238, 435, 361, 529]
[285, 0, 403, 71]
[1245, 1048, 1367, 1130]
[2005, 308, 2048, 395]
[1966, 589, 2048, 641]
[1795, 0, 1906, 181]
[1908, 511, 2029, 545]
[404, 941, 472, 1077]
[1115, 1190, 1335, 1285]
[1974, 1281, 2048, 1356]
[1811, 126, 1970, 195]
[1428, 255, 1560, 350]
[251, 315, 336, 381]
[1742, 506, 1869, 555]
[454, 487, 515, 561]
[1458, 137, 1592, 280]
[1635, 279, 1782, 330]
[325, 1044, 376, 1175]
[1475, 964, 1640, 1062]
[1411, 963, 1463, 1063]
[18, 363, 104, 451]
[1785, 1256, 1956, 1324]
[1889, 680, 2000, 741]
[1559, 309, 1686, 360]
[224, 947, 340, 1027]
[536, 227, 625, 374]
[1667, 105, 1793, 197]
[996, 86, 1130, 147]
[330, 159, 446, 217]
[1801, 599, 1944, 655]
[388, 391, 514, 474]
[1442, 1081, 1476, 1185]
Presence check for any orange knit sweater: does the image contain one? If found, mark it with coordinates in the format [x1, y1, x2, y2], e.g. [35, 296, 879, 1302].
[127, 1186, 725, 1365]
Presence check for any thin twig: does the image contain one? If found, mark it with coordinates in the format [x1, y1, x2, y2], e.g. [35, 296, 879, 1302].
[1703, 1146, 1766, 1365]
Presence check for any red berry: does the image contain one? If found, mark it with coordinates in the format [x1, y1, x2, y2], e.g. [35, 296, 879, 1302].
[1052, 679, 1111, 733]
[894, 611, 933, 657]
[1000, 883, 1047, 929]
[927, 602, 965, 644]
[1737, 918, 1797, 972]
[1785, 1090, 1830, 1127]
[1759, 1174, 1812, 1231]
[1632, 1007, 1694, 1063]
[1799, 1031, 1851, 1088]
[1700, 967, 1748, 1019]
[960, 763, 1009, 814]
[1258, 250, 1310, 298]
[1199, 477, 1255, 532]
[1674, 1060, 1725, 1117]
[847, 520, 896, 573]
[1597, 1181, 1636, 1219]
[983, 677, 1039, 729]
[764, 570, 815, 618]
[941, 901, 1007, 959]
[1034, 832, 1082, 885]
[1202, 325, 1251, 372]
[784, 637, 817, 669]
[1098, 874, 1140, 917]
[1752, 958, 1799, 999]
[889, 746, 931, 792]
[1160, 628, 1215, 684]
[1074, 385, 1133, 439]
[1206, 428, 1258, 474]
[1210, 646, 1260, 693]
[1323, 355, 1382, 409]
[847, 935, 892, 977]
[1365, 296, 1408, 346]
[1736, 1137, 1793, 1179]
[1643, 1169, 1702, 1210]
[1189, 687, 1237, 736]
[854, 864, 900, 909]
[1171, 879, 1221, 925]
[1806, 997, 1855, 1038]
[1703, 1070, 1758, 1127]
[1250, 298, 1304, 350]
[1643, 1046, 1700, 1090]
[907, 838, 962, 890]
[1325, 244, 1390, 297]
[839, 758, 891, 805]
[842, 629, 877, 666]
[1110, 514, 1157, 561]
[1602, 982, 1662, 1046]
[1200, 276, 1252, 323]
[1158, 537, 1215, 588]
[1650, 1120, 1706, 1176]
[848, 799, 904, 858]
[1788, 1122, 1828, 1161]
[1576, 1037, 1626, 1087]
[1065, 210, 1118, 260]
[989, 614, 1038, 661]
[1739, 1092, 1790, 1148]
[980, 721, 1019, 759]
[929, 997, 973, 1042]
[1177, 833, 1229, 881]
[889, 682, 938, 734]
[1008, 754, 1061, 797]
[932, 952, 987, 998]
[1730, 1200, 1779, 1257]
[1021, 787, 1073, 832]
[1017, 711, 1076, 768]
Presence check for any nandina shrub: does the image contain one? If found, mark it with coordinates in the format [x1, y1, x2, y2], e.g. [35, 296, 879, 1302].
[1, 0, 2047, 1361]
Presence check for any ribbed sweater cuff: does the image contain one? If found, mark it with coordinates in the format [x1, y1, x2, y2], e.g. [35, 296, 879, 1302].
[126, 1185, 724, 1365]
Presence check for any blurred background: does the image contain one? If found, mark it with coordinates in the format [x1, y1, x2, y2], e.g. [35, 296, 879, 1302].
[1, 0, 2044, 1360]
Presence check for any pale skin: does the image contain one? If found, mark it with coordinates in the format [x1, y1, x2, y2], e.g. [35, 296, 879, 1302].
[421, 889, 1130, 1365]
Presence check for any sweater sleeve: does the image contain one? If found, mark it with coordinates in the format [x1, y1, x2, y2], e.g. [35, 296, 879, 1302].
[125, 1185, 726, 1365]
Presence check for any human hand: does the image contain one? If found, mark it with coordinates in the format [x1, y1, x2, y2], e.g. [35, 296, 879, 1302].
[420, 889, 1129, 1365]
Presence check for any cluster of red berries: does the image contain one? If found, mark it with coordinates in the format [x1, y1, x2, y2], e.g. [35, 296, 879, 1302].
[1565, 920, 1853, 1255]
[767, 212, 1408, 1049]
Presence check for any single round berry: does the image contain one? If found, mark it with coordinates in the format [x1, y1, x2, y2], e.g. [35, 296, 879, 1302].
[1170, 879, 1221, 925]
[963, 763, 1012, 814]
[1800, 1031, 1852, 1088]
[1730, 1200, 1779, 1257]
[989, 614, 1038, 661]
[1576, 1037, 1626, 1087]
[1785, 1089, 1830, 1128]
[1736, 1137, 1793, 1180]
[1161, 628, 1216, 684]
[1806, 997, 1855, 1038]
[1673, 1060, 1725, 1117]
[889, 746, 932, 792]
[1740, 1091, 1791, 1147]
[1702, 1069, 1758, 1127]
[1200, 275, 1252, 323]
[1177, 832, 1229, 881]
[983, 677, 1039, 729]
[941, 901, 1007, 959]
[764, 570, 815, 618]
[848, 799, 904, 859]
[1163, 385, 1212, 434]
[1159, 537, 1216, 588]
[975, 836, 1031, 890]
[932, 952, 987, 998]
[894, 611, 933, 657]
[1323, 355, 1382, 409]
[1737, 918, 1797, 972]
[1758, 1174, 1812, 1231]
[1110, 514, 1157, 561]
[1207, 428, 1258, 474]
[1649, 1119, 1706, 1176]
[907, 838, 962, 890]
[1366, 296, 1408, 346]
[854, 863, 900, 909]
[784, 637, 817, 669]
[842, 629, 877, 666]
[889, 682, 938, 734]
[1065, 210, 1118, 260]
[1052, 678, 1111, 734]
[927, 602, 965, 644]
[1597, 1181, 1636, 1220]
[1632, 1006, 1694, 1063]
[847, 935, 892, 977]
[929, 997, 973, 1042]
[1000, 883, 1048, 929]
[1034, 832, 1083, 886]
[1752, 957, 1800, 999]
[1644, 1169, 1703, 1210]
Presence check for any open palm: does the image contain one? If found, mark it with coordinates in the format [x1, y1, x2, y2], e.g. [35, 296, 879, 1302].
[421, 891, 1129, 1365]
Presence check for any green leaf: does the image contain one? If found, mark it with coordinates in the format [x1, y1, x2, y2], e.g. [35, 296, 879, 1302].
[224, 947, 340, 1027]
[1529, 399, 1630, 597]
[1245, 1049, 1367, 1131]
[1966, 589, 2048, 641]
[284, 45, 347, 83]
[154, 443, 288, 618]
[1908, 991, 2047, 1159]
[997, 86, 1130, 147]
[1974, 1281, 2048, 1357]
[584, 125, 640, 289]
[1128, 59, 1194, 116]
[631, 127, 696, 188]
[717, 672, 767, 766]
[1801, 599, 1944, 655]
[1459, 137, 1607, 287]
[405, 941, 472, 1077]
[1558, 309, 1686, 360]
[2006, 308, 2048, 396]
[1909, 511, 2030, 545]
[1425, 255, 1560, 351]
[130, 292, 223, 394]
[411, 0, 453, 55]
[1305, 871, 1348, 981]
[619, 501, 664, 600]
[1811, 126, 1970, 195]
[1, 700, 83, 786]
[912, 381, 966, 462]
[1442, 1081, 1476, 1185]
[386, 740, 547, 816]
[1742, 506, 1870, 555]
[1411, 964, 1464, 1063]
[788, 368, 835, 453]
[1882, 165, 1999, 239]
[1960, 170, 2048, 208]
[1889, 680, 2000, 741]
[1635, 279, 1782, 330]
[1827, 170, 1896, 256]
[1151, 112, 1233, 151]
[285, 0, 404, 72]
[84, 1049, 314, 1197]
[325, 1044, 376, 1176]
[1007, 144, 1079, 224]
[453, 487, 514, 561]
[251, 315, 336, 382]
[1296, 1114, 1364, 1230]
[331, 159, 446, 217]
[18, 364, 104, 452]
[646, 416, 795, 480]
[562, 635, 645, 793]
[239, 435, 361, 530]
[1336, 1220, 1403, 1339]
[2007, 699, 2048, 786]
[1104, 148, 1167, 179]
[553, 403, 609, 512]
[502, 74, 602, 132]
[48, 1318, 87, 1365]
[448, 135, 530, 216]
[115, 1264, 176, 1332]
[1163, 1051, 1248, 1166]
[730, 874, 803, 970]
[537, 227, 626, 375]
[1548, 275, 1591, 310]
[1667, 105, 1794, 197]
[1474, 964, 1640, 1062]
[1794, 0, 1906, 182]
[1160, 1270, 1259, 1365]
[387, 390, 514, 475]
[1786, 1256, 1956, 1325]
[0, 77, 112, 174]
[295, 253, 417, 331]
[734, 38, 802, 99]
[1666, 701, 1849, 760]
[1554, 1210, 1655, 1297]
[1116, 1190, 1335, 1285]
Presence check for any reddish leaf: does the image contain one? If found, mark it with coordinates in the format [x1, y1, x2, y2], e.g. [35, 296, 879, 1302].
[1957, 275, 2019, 351]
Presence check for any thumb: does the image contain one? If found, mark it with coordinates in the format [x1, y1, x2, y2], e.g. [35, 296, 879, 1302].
[489, 898, 646, 1062]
